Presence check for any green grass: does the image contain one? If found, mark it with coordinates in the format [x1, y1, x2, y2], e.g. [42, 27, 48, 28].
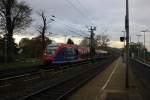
[0, 61, 43, 71]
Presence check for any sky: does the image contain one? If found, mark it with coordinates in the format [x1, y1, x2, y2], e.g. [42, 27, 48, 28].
[15, 0, 150, 50]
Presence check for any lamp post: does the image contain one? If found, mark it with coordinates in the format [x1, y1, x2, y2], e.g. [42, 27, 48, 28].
[4, 34, 7, 63]
[141, 30, 148, 61]
[136, 35, 142, 57]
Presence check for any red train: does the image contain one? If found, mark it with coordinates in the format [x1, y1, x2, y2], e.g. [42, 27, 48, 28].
[42, 43, 107, 65]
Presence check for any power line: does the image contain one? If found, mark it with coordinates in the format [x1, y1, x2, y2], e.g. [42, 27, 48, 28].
[64, 25, 89, 37]
[65, 0, 93, 25]
[53, 17, 89, 36]
[63, 23, 88, 35]
[75, 0, 94, 25]
[75, 0, 89, 14]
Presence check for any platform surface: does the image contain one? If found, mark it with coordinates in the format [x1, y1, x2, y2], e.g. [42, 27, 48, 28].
[68, 57, 142, 100]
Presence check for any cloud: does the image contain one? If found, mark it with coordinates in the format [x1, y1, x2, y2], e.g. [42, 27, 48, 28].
[15, 0, 150, 50]
[109, 40, 124, 48]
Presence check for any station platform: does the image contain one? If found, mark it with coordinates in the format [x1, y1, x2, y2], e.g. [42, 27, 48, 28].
[68, 57, 142, 100]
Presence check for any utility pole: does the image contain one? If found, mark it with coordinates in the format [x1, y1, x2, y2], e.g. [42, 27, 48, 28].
[121, 31, 126, 63]
[141, 30, 148, 61]
[89, 26, 96, 57]
[125, 0, 129, 89]
[64, 33, 68, 43]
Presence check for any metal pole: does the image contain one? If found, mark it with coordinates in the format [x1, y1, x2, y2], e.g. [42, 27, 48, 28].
[144, 32, 145, 60]
[5, 35, 7, 64]
[136, 35, 142, 57]
[125, 0, 129, 89]
[90, 26, 93, 57]
[122, 31, 126, 63]
[64, 33, 67, 43]
[141, 30, 148, 61]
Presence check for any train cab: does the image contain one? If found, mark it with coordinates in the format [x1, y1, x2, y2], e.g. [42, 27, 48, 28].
[43, 43, 78, 64]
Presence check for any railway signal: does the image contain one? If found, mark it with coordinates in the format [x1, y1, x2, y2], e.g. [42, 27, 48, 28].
[120, 37, 125, 42]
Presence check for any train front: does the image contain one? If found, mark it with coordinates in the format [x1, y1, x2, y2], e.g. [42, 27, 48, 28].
[42, 44, 59, 64]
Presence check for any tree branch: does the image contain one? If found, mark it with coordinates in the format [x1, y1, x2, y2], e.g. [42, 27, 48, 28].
[1, 0, 6, 7]
[0, 12, 4, 18]
[12, 8, 22, 29]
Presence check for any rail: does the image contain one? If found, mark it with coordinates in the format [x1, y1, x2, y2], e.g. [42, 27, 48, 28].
[18, 57, 116, 100]
[0, 57, 106, 87]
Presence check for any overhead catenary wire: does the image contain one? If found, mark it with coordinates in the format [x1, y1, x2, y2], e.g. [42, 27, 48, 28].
[63, 23, 89, 35]
[75, 0, 95, 25]
[65, 0, 93, 25]
[60, 23, 89, 37]
[53, 17, 89, 37]
[49, 21, 88, 38]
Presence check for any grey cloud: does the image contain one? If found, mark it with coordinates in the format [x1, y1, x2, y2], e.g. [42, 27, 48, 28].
[22, 0, 150, 50]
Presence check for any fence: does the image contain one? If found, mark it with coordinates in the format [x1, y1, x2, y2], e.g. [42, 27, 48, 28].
[130, 58, 150, 100]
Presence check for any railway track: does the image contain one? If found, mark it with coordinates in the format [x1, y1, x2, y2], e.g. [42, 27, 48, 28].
[0, 60, 86, 80]
[0, 57, 106, 80]
[0, 59, 100, 100]
[18, 58, 115, 100]
[0, 58, 102, 84]
[0, 57, 116, 100]
[0, 59, 102, 87]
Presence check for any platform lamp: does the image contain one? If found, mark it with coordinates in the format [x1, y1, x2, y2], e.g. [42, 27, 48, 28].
[141, 30, 149, 61]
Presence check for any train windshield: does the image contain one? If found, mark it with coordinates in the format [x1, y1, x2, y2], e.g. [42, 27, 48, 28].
[47, 49, 56, 56]
[47, 46, 58, 56]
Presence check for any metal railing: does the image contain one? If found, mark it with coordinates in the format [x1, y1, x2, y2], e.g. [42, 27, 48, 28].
[130, 58, 150, 100]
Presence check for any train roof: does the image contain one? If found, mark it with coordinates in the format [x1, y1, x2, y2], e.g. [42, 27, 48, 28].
[96, 50, 108, 54]
[47, 43, 78, 48]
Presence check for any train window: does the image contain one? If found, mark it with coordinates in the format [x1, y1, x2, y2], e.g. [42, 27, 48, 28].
[66, 48, 72, 55]
[62, 48, 77, 56]
[47, 49, 56, 56]
[46, 45, 59, 56]
[64, 48, 72, 55]
[72, 48, 77, 55]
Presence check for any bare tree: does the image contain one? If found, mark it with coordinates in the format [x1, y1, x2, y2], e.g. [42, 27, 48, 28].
[95, 35, 110, 50]
[79, 37, 90, 47]
[0, 0, 32, 61]
[36, 10, 54, 51]
[0, 0, 32, 31]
